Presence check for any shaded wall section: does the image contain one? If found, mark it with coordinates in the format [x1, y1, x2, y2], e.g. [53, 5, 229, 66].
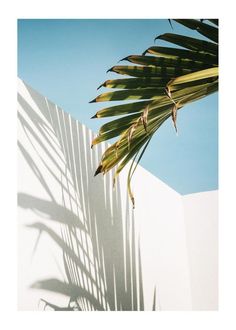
[17, 78, 217, 310]
[183, 191, 218, 310]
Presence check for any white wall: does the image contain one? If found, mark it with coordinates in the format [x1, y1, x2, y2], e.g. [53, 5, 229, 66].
[17, 78, 218, 311]
[183, 191, 218, 310]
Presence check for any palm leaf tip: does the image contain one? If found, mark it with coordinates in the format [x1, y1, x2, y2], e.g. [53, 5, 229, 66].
[171, 104, 178, 133]
[118, 56, 129, 62]
[154, 34, 163, 42]
[168, 19, 174, 30]
[106, 66, 114, 73]
[142, 49, 148, 56]
[89, 98, 97, 103]
[97, 83, 104, 90]
[94, 164, 103, 176]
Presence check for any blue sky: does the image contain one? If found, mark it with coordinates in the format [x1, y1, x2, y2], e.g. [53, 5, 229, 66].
[18, 19, 218, 194]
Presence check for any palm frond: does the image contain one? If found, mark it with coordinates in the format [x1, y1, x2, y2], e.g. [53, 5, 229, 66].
[91, 19, 218, 207]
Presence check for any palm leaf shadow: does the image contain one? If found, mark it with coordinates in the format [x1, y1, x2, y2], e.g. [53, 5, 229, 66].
[18, 81, 151, 311]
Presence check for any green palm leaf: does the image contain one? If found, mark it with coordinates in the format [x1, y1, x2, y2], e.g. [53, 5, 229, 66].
[97, 77, 171, 90]
[155, 33, 218, 55]
[107, 65, 193, 77]
[143, 46, 218, 65]
[120, 54, 211, 70]
[91, 19, 218, 207]
[90, 88, 167, 102]
[173, 19, 218, 43]
[92, 100, 151, 118]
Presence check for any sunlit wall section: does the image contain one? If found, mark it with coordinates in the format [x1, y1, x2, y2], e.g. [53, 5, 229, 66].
[17, 79, 217, 311]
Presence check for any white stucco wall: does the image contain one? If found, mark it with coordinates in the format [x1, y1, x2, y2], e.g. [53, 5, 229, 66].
[183, 191, 218, 310]
[17, 78, 218, 311]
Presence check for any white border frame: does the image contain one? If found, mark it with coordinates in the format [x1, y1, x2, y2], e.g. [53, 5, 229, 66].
[1, 1, 235, 329]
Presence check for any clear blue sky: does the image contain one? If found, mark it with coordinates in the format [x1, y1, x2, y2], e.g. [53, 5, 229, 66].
[18, 19, 218, 195]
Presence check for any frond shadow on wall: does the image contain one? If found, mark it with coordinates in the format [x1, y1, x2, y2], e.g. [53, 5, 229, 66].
[17, 81, 156, 311]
